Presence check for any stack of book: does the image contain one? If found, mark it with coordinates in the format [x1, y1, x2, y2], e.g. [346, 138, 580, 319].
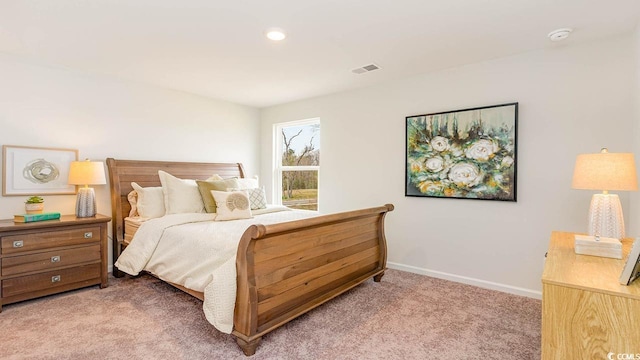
[14, 212, 61, 223]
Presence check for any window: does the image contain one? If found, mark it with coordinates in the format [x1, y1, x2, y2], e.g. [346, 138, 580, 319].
[274, 118, 320, 210]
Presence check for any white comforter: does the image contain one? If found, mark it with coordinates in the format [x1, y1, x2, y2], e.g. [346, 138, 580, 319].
[114, 206, 317, 333]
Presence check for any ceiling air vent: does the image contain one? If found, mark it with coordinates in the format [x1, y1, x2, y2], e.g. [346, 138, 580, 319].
[352, 63, 380, 74]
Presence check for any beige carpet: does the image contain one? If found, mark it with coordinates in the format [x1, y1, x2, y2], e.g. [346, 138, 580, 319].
[0, 269, 540, 359]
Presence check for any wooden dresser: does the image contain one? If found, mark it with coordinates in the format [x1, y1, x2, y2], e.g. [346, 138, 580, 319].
[541, 231, 640, 359]
[0, 214, 110, 312]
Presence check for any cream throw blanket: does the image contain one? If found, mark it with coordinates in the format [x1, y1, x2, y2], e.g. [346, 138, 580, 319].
[115, 206, 317, 333]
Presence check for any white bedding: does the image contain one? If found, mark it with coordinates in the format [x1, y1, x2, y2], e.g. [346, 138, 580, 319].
[114, 205, 317, 333]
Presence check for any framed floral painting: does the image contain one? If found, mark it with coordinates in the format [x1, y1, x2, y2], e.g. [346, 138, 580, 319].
[405, 103, 518, 201]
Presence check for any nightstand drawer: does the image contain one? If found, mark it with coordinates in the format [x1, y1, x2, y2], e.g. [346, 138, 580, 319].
[1, 226, 101, 254]
[2, 263, 101, 298]
[1, 244, 100, 276]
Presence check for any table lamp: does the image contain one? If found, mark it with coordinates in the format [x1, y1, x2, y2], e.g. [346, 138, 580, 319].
[68, 159, 106, 217]
[571, 148, 638, 239]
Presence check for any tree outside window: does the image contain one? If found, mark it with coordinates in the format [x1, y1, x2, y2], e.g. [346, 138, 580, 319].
[275, 119, 319, 210]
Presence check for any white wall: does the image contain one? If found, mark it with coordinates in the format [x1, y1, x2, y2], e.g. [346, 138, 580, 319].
[0, 54, 260, 266]
[2, 32, 634, 297]
[630, 25, 640, 237]
[260, 34, 635, 297]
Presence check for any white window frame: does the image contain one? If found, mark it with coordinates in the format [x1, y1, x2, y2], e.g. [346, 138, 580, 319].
[273, 117, 320, 208]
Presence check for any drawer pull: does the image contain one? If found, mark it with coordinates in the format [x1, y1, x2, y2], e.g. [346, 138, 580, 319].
[13, 240, 24, 248]
[51, 275, 61, 283]
[84, 232, 93, 239]
[51, 255, 61, 263]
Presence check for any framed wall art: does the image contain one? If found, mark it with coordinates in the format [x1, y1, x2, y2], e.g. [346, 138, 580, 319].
[405, 102, 518, 201]
[619, 238, 640, 286]
[2, 145, 78, 196]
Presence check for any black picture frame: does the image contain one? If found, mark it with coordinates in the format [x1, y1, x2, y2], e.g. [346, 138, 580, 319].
[405, 102, 518, 201]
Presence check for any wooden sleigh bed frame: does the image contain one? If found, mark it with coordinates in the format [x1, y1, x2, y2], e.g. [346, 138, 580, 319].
[106, 158, 394, 356]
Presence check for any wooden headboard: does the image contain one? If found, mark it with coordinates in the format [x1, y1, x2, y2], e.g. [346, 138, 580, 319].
[106, 158, 246, 269]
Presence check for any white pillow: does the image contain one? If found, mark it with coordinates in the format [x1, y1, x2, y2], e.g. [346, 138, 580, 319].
[131, 182, 166, 218]
[158, 170, 205, 214]
[236, 175, 259, 190]
[211, 190, 252, 221]
[229, 186, 267, 210]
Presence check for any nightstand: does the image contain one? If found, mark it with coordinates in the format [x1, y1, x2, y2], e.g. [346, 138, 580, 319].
[541, 231, 640, 359]
[0, 214, 111, 312]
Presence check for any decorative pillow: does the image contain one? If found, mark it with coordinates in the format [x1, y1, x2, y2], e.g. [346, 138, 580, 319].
[229, 186, 267, 210]
[196, 178, 240, 213]
[211, 190, 252, 221]
[207, 174, 224, 181]
[126, 190, 139, 217]
[131, 182, 166, 218]
[236, 175, 259, 190]
[158, 170, 205, 214]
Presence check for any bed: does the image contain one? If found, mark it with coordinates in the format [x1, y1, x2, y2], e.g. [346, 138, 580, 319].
[106, 158, 394, 356]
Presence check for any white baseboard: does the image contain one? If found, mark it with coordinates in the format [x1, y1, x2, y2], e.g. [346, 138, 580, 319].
[107, 260, 541, 299]
[387, 261, 542, 300]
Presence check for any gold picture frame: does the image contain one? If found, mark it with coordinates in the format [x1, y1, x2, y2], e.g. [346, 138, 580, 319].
[2, 145, 78, 196]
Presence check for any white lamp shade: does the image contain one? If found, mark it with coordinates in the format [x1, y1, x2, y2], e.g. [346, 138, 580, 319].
[572, 150, 638, 239]
[68, 160, 106, 186]
[572, 152, 637, 191]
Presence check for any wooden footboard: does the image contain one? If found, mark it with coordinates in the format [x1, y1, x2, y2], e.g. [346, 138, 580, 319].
[233, 204, 394, 355]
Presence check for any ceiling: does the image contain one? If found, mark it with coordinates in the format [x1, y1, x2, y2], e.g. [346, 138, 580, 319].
[1, 1, 639, 108]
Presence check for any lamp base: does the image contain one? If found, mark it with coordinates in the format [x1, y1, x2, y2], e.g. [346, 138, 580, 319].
[588, 193, 625, 239]
[76, 187, 97, 218]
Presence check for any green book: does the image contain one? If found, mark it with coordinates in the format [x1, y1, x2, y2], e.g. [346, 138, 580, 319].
[14, 212, 61, 223]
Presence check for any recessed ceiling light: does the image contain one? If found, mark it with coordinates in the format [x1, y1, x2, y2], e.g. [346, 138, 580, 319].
[266, 28, 286, 41]
[548, 28, 573, 42]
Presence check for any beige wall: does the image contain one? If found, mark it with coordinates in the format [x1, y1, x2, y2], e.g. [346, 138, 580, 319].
[0, 53, 260, 265]
[260, 34, 636, 297]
